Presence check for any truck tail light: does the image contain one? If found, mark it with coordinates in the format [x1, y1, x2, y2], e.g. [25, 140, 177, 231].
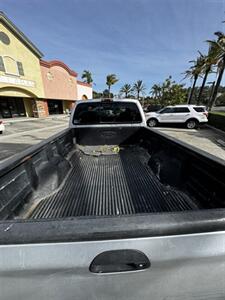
[0, 121, 2, 124]
[203, 112, 208, 118]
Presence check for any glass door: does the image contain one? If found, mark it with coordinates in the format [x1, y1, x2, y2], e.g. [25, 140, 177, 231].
[0, 100, 12, 118]
[0, 97, 26, 118]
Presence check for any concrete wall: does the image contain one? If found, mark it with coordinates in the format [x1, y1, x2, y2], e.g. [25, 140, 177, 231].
[77, 81, 92, 100]
[34, 100, 49, 118]
[23, 98, 33, 117]
[0, 23, 44, 98]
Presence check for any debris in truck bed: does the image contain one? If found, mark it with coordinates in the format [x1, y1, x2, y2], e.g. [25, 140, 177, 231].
[78, 145, 121, 156]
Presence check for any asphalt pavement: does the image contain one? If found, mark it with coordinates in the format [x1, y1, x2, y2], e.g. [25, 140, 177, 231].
[0, 116, 224, 163]
[0, 116, 69, 162]
[154, 125, 225, 161]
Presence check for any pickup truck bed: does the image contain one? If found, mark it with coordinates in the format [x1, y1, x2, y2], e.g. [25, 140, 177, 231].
[28, 146, 197, 219]
[1, 126, 224, 222]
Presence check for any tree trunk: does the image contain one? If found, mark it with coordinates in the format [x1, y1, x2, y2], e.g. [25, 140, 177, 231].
[197, 69, 210, 105]
[125, 92, 128, 98]
[108, 85, 111, 98]
[188, 75, 198, 104]
[207, 81, 215, 110]
[209, 57, 225, 110]
[137, 91, 139, 100]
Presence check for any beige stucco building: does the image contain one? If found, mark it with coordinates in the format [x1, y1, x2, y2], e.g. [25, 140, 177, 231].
[0, 12, 92, 118]
[40, 60, 78, 114]
[0, 12, 47, 117]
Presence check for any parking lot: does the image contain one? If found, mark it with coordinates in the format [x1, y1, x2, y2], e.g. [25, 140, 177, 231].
[154, 125, 225, 160]
[0, 117, 225, 163]
[0, 116, 69, 162]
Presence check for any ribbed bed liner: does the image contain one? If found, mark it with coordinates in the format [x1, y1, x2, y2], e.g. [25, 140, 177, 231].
[29, 147, 199, 219]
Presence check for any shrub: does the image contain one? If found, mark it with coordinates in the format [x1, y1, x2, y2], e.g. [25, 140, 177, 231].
[208, 112, 225, 131]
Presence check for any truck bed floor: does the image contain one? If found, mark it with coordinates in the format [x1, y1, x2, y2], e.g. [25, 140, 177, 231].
[29, 147, 199, 219]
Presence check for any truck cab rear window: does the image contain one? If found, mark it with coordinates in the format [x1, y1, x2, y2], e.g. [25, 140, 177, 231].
[73, 102, 142, 124]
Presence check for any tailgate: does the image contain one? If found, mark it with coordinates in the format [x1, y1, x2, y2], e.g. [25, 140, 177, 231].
[0, 213, 225, 300]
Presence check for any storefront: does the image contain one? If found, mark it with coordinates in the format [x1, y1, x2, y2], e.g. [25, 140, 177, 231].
[0, 96, 26, 118]
[47, 99, 63, 115]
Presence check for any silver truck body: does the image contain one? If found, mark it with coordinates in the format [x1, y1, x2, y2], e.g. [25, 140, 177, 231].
[1, 231, 225, 300]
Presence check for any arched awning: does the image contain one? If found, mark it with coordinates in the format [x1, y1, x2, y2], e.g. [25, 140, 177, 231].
[0, 86, 38, 98]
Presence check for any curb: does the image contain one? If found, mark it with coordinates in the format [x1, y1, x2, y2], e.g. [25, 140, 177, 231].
[3, 115, 69, 125]
[205, 124, 225, 136]
[0, 124, 67, 140]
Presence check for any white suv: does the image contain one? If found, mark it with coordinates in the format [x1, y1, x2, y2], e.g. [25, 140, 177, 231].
[146, 105, 208, 129]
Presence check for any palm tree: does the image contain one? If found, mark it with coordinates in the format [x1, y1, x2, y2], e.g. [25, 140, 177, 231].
[120, 84, 133, 98]
[133, 80, 146, 100]
[150, 84, 161, 99]
[207, 81, 216, 108]
[183, 55, 204, 104]
[81, 70, 93, 84]
[183, 69, 198, 104]
[197, 54, 212, 105]
[207, 32, 225, 110]
[197, 44, 219, 105]
[106, 74, 119, 97]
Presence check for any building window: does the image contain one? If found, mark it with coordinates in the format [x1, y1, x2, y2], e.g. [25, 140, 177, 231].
[0, 56, 5, 72]
[4, 56, 19, 76]
[0, 32, 10, 45]
[17, 61, 24, 76]
[1, 56, 25, 77]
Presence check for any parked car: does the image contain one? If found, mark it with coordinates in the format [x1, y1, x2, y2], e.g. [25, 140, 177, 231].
[146, 105, 208, 129]
[0, 120, 5, 134]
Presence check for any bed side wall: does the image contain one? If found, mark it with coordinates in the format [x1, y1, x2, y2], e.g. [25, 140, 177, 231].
[140, 128, 225, 208]
[0, 129, 73, 219]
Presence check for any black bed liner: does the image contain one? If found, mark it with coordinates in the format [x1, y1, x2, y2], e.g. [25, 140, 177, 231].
[28, 147, 199, 219]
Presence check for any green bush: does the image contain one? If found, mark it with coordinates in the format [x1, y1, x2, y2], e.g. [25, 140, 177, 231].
[208, 112, 225, 131]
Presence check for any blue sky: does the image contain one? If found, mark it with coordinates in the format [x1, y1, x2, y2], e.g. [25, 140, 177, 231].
[1, 0, 225, 94]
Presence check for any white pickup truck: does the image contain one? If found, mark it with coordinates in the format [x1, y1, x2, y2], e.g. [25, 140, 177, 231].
[0, 99, 224, 300]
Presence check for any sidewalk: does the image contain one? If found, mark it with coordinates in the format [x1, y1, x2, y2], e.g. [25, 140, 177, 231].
[0, 124, 67, 140]
[2, 114, 69, 125]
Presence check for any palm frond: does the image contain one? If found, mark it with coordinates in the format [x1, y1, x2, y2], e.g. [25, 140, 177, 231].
[198, 50, 204, 57]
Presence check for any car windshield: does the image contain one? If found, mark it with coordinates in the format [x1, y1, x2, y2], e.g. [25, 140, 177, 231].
[157, 107, 166, 113]
[73, 102, 142, 124]
[158, 107, 173, 114]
